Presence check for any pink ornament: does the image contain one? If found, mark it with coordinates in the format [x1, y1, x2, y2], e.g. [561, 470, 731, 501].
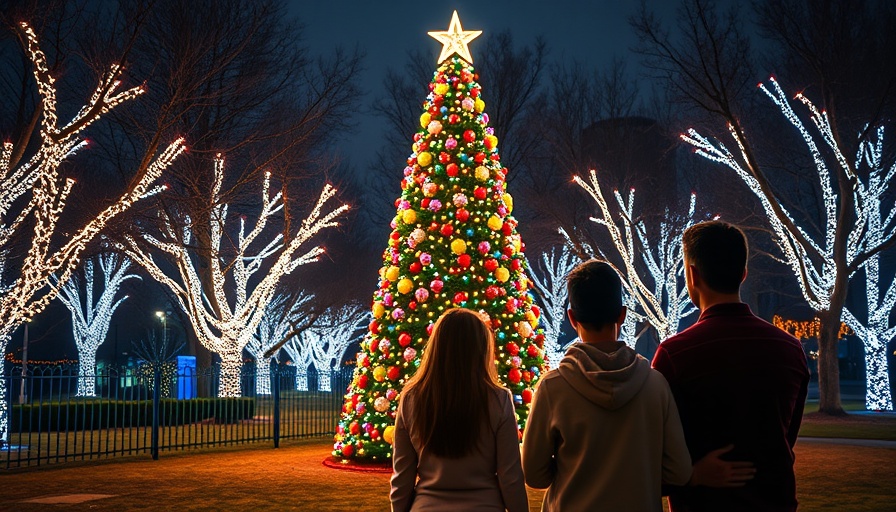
[462, 97, 475, 111]
[511, 356, 522, 368]
[423, 182, 438, 197]
[399, 200, 410, 210]
[415, 288, 430, 302]
[386, 388, 398, 400]
[445, 138, 458, 150]
[355, 403, 366, 414]
[427, 120, 442, 134]
[379, 339, 391, 352]
[419, 253, 432, 265]
[383, 293, 393, 306]
[428, 199, 442, 212]
[452, 193, 468, 207]
[404, 166, 414, 176]
[392, 308, 405, 320]
[497, 205, 508, 216]
[478, 241, 491, 254]
[482, 113, 490, 124]
[403, 347, 417, 362]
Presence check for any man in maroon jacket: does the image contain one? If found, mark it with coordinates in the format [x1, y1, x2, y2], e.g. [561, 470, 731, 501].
[652, 221, 810, 512]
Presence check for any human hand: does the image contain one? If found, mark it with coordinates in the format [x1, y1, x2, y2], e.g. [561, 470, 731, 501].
[689, 445, 756, 488]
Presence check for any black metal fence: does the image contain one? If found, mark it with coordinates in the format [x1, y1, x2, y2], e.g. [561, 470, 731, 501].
[0, 363, 353, 469]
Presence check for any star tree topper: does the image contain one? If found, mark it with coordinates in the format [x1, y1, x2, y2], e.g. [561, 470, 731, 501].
[428, 10, 482, 64]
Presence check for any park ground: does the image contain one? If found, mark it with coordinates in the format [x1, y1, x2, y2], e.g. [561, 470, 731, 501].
[1, 434, 894, 511]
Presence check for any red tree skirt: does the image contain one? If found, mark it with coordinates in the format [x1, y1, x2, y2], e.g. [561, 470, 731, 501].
[322, 456, 392, 473]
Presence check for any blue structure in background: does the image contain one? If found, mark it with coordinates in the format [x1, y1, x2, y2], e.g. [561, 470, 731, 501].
[177, 356, 197, 399]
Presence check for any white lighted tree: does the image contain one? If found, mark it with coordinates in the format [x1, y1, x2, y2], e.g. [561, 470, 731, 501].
[840, 127, 895, 410]
[527, 246, 578, 368]
[122, 155, 348, 397]
[0, 24, 184, 442]
[310, 305, 367, 392]
[247, 293, 312, 396]
[564, 172, 699, 341]
[54, 254, 140, 397]
[683, 78, 896, 412]
[283, 330, 316, 392]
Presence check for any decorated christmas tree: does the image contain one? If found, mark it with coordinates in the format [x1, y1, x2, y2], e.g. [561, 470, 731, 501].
[333, 12, 546, 461]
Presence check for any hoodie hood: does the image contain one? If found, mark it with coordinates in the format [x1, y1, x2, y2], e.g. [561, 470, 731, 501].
[557, 342, 651, 410]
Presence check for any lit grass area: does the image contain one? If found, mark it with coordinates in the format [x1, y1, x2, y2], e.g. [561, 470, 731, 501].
[800, 400, 896, 441]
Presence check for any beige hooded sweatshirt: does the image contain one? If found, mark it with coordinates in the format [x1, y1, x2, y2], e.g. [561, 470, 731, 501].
[522, 342, 692, 512]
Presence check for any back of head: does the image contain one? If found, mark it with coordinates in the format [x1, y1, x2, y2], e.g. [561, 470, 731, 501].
[682, 221, 748, 294]
[566, 260, 623, 330]
[403, 308, 499, 458]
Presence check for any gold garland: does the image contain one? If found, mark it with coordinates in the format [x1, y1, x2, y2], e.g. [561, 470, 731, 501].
[772, 315, 851, 340]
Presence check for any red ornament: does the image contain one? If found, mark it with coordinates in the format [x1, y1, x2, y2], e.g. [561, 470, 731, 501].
[369, 338, 380, 353]
[456, 208, 470, 222]
[418, 141, 428, 151]
[350, 421, 360, 435]
[527, 344, 539, 358]
[387, 366, 400, 381]
[390, 230, 400, 241]
[358, 374, 369, 389]
[369, 320, 380, 334]
[458, 254, 471, 268]
[502, 222, 513, 235]
[485, 285, 500, 300]
[341, 445, 354, 457]
[421, 198, 431, 208]
[448, 114, 460, 124]
[505, 300, 517, 314]
[408, 301, 417, 310]
[471, 87, 480, 98]
[429, 221, 440, 231]
[474, 152, 486, 164]
[522, 371, 532, 383]
[430, 279, 444, 293]
[484, 259, 499, 272]
[510, 258, 521, 271]
[426, 323, 435, 335]
[439, 152, 450, 164]
[446, 163, 458, 176]
[409, 262, 422, 274]
[474, 187, 487, 200]
[508, 368, 522, 384]
[370, 429, 380, 440]
[506, 342, 520, 356]
[503, 246, 515, 256]
[440, 224, 454, 236]
[399, 332, 412, 347]
[535, 333, 545, 348]
[522, 389, 533, 403]
[428, 106, 439, 116]
[453, 291, 468, 304]
[463, 130, 476, 143]
[531, 306, 541, 318]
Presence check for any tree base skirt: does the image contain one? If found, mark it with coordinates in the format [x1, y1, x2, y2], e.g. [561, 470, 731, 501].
[322, 456, 392, 473]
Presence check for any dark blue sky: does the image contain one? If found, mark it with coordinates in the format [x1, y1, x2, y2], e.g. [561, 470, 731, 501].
[291, 0, 677, 168]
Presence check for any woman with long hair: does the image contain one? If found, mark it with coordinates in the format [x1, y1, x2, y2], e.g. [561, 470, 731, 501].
[390, 308, 529, 512]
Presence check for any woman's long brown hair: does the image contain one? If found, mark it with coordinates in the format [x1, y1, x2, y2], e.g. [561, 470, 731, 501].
[401, 308, 501, 459]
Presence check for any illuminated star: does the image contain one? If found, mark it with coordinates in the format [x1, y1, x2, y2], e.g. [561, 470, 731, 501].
[428, 11, 482, 64]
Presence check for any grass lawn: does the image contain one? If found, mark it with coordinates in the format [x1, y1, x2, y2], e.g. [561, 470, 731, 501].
[800, 400, 896, 441]
[0, 438, 893, 511]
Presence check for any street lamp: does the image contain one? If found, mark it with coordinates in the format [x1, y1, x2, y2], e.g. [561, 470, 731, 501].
[156, 311, 167, 347]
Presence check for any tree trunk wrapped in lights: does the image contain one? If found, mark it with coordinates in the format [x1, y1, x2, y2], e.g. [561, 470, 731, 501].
[309, 305, 367, 392]
[684, 79, 896, 413]
[334, 13, 546, 461]
[247, 294, 311, 396]
[563, 173, 698, 342]
[54, 254, 140, 397]
[526, 246, 579, 368]
[0, 23, 184, 443]
[283, 331, 315, 392]
[122, 155, 348, 398]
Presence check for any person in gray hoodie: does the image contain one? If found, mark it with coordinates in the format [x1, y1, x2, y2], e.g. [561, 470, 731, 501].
[522, 260, 754, 512]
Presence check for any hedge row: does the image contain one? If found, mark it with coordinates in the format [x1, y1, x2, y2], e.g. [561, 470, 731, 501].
[10, 397, 256, 432]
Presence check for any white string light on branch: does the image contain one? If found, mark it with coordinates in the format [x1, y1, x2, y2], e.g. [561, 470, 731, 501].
[310, 305, 367, 392]
[123, 154, 349, 398]
[526, 246, 580, 368]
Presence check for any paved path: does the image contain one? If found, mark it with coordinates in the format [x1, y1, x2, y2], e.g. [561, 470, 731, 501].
[799, 436, 896, 448]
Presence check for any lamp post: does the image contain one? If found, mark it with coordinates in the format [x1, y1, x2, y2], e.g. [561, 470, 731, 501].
[156, 311, 167, 347]
[18, 321, 29, 405]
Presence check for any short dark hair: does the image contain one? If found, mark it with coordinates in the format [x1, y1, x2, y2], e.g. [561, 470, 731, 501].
[682, 221, 748, 294]
[566, 260, 623, 330]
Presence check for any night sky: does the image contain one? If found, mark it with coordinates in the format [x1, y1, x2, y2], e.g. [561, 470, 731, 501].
[292, 0, 678, 167]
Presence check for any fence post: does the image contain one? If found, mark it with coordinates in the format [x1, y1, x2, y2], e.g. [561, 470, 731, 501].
[272, 361, 280, 448]
[151, 365, 161, 460]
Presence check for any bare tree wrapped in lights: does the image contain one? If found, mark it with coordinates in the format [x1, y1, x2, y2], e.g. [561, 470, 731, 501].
[310, 305, 367, 392]
[283, 331, 316, 392]
[247, 294, 311, 396]
[53, 254, 140, 397]
[563, 171, 698, 342]
[122, 155, 348, 397]
[683, 79, 896, 411]
[0, 23, 184, 443]
[527, 246, 579, 368]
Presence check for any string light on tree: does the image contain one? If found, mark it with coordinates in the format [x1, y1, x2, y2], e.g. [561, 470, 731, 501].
[309, 305, 367, 392]
[565, 172, 699, 341]
[53, 254, 140, 397]
[526, 246, 579, 368]
[122, 155, 348, 398]
[0, 23, 184, 443]
[683, 78, 896, 411]
[247, 295, 303, 396]
[284, 330, 316, 392]
[334, 12, 545, 461]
